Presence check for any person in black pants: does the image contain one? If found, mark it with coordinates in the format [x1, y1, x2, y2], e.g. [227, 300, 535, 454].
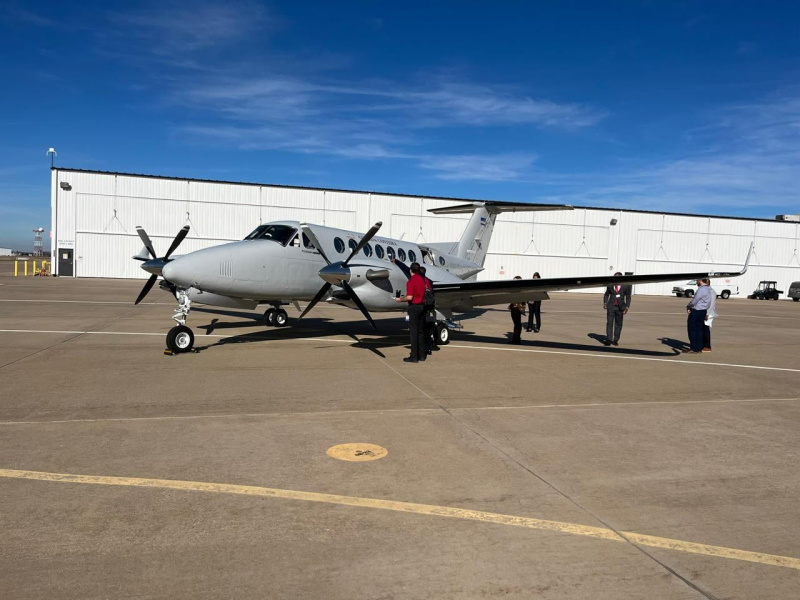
[526, 272, 542, 332]
[394, 262, 427, 363]
[509, 275, 525, 344]
[420, 266, 438, 355]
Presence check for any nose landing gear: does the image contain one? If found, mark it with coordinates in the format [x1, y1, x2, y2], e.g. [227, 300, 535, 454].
[166, 289, 195, 353]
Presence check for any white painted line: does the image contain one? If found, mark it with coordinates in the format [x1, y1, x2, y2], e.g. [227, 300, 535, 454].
[448, 344, 800, 373]
[1, 329, 797, 373]
[1, 397, 797, 427]
[0, 299, 160, 305]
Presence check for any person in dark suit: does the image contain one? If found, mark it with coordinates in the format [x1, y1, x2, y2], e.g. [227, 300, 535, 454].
[602, 273, 631, 346]
[526, 272, 542, 332]
[509, 276, 525, 344]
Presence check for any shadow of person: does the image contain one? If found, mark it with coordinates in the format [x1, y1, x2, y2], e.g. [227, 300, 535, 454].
[658, 337, 689, 352]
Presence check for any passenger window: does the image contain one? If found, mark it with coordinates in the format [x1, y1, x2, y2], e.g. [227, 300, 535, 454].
[348, 239, 358, 253]
[386, 246, 396, 260]
[439, 256, 446, 266]
[334, 237, 346, 253]
[375, 244, 384, 259]
[398, 248, 406, 262]
[363, 243, 372, 257]
[408, 250, 417, 263]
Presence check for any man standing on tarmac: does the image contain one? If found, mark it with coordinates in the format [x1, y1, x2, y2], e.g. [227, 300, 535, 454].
[603, 273, 631, 346]
[395, 262, 427, 363]
[685, 278, 712, 354]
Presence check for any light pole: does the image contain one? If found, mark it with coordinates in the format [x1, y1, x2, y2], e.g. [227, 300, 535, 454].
[47, 147, 57, 168]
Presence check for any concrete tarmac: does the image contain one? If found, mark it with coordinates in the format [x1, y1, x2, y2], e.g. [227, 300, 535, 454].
[1, 269, 799, 599]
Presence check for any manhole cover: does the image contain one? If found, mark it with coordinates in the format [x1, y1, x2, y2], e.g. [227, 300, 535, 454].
[326, 443, 388, 462]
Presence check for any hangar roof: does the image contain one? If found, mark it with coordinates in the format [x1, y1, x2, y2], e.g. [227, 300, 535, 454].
[53, 167, 791, 225]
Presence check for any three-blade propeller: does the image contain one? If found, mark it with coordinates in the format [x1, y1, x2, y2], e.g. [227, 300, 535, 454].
[299, 222, 383, 329]
[133, 225, 190, 305]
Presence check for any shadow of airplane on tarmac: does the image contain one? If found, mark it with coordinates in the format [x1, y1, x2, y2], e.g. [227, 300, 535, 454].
[183, 307, 680, 359]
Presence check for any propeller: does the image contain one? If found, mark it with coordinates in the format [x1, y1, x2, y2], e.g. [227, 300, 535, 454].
[133, 225, 190, 305]
[299, 222, 383, 328]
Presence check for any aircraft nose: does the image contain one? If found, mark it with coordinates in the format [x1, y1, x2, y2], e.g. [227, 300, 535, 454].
[162, 257, 191, 288]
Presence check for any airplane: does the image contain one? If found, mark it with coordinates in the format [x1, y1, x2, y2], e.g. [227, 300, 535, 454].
[132, 201, 752, 353]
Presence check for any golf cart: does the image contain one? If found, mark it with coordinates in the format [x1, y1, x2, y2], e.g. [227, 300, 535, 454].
[748, 281, 783, 300]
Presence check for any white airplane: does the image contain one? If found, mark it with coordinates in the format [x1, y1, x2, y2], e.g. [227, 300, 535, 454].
[133, 201, 751, 353]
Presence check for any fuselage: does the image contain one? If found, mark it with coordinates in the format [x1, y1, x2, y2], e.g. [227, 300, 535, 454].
[161, 221, 477, 312]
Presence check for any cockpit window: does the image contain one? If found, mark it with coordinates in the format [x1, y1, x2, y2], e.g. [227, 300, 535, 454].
[243, 224, 298, 246]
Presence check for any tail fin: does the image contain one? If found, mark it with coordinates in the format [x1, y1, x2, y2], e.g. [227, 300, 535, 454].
[429, 201, 573, 266]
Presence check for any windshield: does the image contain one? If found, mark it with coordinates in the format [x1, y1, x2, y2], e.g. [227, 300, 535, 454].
[243, 224, 297, 246]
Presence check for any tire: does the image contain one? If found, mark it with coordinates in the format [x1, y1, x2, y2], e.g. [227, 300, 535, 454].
[675, 293, 682, 298]
[274, 308, 289, 327]
[166, 325, 194, 353]
[264, 308, 277, 326]
[436, 323, 450, 345]
[793, 297, 799, 302]
[684, 289, 694, 298]
[721, 290, 730, 299]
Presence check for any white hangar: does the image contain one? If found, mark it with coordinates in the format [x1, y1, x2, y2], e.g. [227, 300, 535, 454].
[50, 167, 800, 297]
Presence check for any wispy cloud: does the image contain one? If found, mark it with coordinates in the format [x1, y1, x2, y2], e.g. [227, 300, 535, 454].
[420, 153, 539, 181]
[540, 92, 800, 212]
[2, 3, 55, 27]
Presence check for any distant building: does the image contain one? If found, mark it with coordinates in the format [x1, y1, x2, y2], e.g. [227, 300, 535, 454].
[50, 167, 800, 296]
[0, 247, 12, 256]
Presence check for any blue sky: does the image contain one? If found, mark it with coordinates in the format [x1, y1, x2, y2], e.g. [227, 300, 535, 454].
[1, 1, 798, 250]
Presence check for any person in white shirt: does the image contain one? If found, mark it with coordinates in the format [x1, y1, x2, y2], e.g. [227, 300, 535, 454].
[684, 279, 713, 353]
[702, 278, 718, 352]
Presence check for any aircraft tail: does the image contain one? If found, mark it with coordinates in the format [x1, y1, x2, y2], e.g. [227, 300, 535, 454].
[428, 201, 573, 267]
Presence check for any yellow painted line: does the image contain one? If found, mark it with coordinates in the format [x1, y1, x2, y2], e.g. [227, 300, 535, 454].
[1, 468, 798, 570]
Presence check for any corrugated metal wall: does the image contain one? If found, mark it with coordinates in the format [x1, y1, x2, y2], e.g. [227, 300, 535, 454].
[51, 169, 800, 297]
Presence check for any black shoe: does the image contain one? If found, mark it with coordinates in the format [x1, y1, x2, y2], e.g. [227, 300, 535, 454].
[534, 327, 540, 333]
[602, 340, 612, 346]
[432, 346, 440, 351]
[403, 357, 418, 363]
[612, 341, 619, 346]
[427, 350, 432, 355]
[526, 328, 533, 332]
[419, 356, 426, 361]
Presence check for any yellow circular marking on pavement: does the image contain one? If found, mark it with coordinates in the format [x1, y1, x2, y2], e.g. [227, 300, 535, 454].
[326, 443, 388, 462]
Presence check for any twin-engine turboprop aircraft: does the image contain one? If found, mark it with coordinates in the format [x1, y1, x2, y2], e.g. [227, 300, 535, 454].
[133, 201, 751, 353]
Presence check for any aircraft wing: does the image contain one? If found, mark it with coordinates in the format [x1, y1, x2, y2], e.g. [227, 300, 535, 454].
[432, 245, 752, 309]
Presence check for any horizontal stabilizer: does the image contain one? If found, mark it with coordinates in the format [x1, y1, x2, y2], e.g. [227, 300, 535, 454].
[428, 201, 572, 215]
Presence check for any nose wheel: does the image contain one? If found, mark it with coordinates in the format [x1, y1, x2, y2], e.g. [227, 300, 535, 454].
[167, 325, 195, 353]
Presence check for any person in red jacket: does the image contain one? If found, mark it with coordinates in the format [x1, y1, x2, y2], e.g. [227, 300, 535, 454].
[394, 262, 427, 363]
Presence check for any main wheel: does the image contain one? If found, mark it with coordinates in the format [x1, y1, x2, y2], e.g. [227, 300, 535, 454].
[685, 289, 694, 298]
[264, 308, 277, 326]
[274, 308, 289, 327]
[166, 325, 194, 353]
[721, 290, 730, 299]
[436, 323, 450, 345]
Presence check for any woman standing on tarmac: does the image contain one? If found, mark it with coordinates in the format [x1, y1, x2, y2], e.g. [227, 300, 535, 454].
[509, 276, 525, 344]
[526, 272, 542, 332]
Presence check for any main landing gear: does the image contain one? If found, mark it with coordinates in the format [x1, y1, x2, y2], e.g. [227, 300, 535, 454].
[263, 306, 289, 327]
[166, 289, 195, 354]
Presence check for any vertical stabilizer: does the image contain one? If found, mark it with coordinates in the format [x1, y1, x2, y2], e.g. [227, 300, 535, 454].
[428, 201, 573, 267]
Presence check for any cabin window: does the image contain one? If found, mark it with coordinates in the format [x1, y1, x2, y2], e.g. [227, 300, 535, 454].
[408, 250, 417, 263]
[386, 246, 396, 261]
[334, 237, 346, 253]
[348, 239, 358, 253]
[243, 224, 297, 246]
[397, 248, 406, 262]
[439, 256, 446, 266]
[363, 243, 373, 257]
